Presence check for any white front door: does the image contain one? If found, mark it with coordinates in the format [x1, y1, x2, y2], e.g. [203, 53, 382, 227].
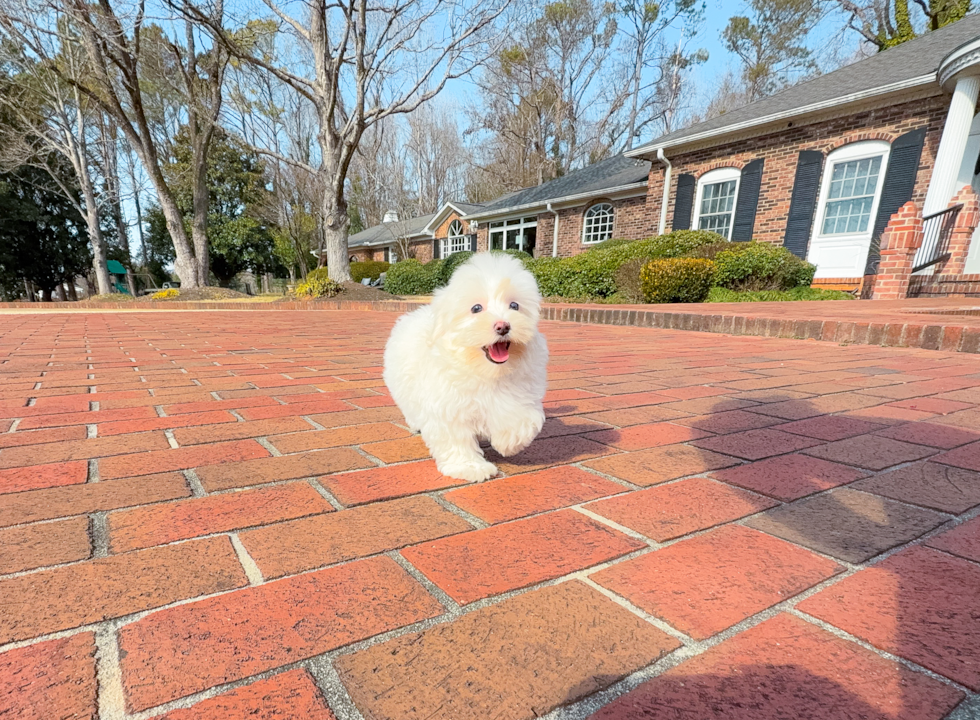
[807, 141, 890, 278]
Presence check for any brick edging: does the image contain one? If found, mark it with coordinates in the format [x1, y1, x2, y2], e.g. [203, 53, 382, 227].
[2, 298, 976, 353]
[537, 305, 974, 353]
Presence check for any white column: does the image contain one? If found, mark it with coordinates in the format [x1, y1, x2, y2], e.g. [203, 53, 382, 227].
[925, 74, 980, 215]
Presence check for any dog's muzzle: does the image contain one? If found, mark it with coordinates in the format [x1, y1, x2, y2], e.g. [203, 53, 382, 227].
[483, 340, 511, 364]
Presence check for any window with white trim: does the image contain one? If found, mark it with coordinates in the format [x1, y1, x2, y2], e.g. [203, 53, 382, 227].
[582, 203, 614, 244]
[488, 216, 537, 254]
[695, 168, 740, 240]
[819, 149, 886, 235]
[441, 219, 469, 256]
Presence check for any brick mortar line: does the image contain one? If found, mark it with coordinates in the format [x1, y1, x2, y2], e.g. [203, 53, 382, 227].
[94, 624, 126, 720]
[789, 607, 976, 695]
[182, 469, 206, 497]
[308, 479, 345, 511]
[89, 512, 110, 558]
[229, 533, 264, 585]
[428, 493, 488, 530]
[387, 550, 461, 614]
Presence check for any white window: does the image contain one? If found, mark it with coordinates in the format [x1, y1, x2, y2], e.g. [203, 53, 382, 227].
[582, 203, 614, 244]
[441, 219, 469, 256]
[488, 216, 537, 254]
[821, 156, 883, 235]
[384, 246, 398, 263]
[808, 141, 891, 278]
[695, 168, 741, 240]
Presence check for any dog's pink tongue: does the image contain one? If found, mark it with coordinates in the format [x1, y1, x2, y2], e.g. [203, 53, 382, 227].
[488, 341, 509, 362]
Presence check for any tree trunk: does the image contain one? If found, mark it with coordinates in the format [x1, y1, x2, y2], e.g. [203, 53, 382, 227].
[191, 134, 210, 285]
[40, 287, 52, 302]
[23, 278, 33, 301]
[79, 172, 112, 296]
[154, 179, 200, 287]
[321, 190, 352, 282]
[67, 281, 78, 301]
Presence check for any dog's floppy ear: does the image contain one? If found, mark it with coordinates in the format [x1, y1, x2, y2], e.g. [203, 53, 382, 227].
[429, 285, 454, 341]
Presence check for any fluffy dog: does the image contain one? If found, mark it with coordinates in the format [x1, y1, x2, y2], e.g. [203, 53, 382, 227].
[383, 252, 548, 481]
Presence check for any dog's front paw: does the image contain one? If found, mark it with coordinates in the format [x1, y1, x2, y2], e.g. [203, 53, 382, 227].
[438, 459, 499, 482]
[490, 419, 543, 457]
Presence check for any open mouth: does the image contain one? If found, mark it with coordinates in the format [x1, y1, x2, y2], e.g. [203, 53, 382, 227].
[483, 341, 511, 364]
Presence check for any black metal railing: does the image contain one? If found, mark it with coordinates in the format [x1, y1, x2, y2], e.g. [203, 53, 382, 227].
[911, 204, 962, 274]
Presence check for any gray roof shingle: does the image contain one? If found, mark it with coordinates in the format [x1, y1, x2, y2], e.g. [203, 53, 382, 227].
[630, 14, 980, 156]
[348, 213, 435, 248]
[471, 154, 652, 216]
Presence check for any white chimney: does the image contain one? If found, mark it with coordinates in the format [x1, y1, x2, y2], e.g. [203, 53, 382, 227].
[383, 210, 399, 223]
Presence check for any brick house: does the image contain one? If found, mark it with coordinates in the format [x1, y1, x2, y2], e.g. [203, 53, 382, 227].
[466, 154, 655, 258]
[344, 202, 488, 264]
[626, 14, 980, 295]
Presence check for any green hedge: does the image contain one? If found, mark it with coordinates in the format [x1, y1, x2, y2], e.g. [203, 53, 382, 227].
[384, 259, 439, 295]
[350, 260, 389, 283]
[528, 229, 724, 299]
[640, 258, 715, 303]
[707, 286, 854, 302]
[712, 242, 816, 291]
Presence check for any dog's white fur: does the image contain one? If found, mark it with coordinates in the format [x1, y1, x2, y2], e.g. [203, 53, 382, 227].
[383, 252, 548, 481]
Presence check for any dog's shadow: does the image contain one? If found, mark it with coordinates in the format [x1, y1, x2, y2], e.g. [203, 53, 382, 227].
[478, 416, 609, 471]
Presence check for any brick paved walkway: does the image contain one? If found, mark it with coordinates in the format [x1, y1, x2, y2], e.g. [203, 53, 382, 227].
[2, 310, 979, 720]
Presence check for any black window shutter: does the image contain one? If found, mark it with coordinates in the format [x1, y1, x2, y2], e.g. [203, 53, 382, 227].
[469, 233, 477, 252]
[672, 173, 696, 231]
[862, 128, 926, 274]
[731, 159, 765, 242]
[433, 238, 440, 260]
[783, 150, 824, 258]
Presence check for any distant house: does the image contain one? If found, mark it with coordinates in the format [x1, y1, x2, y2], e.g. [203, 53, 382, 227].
[626, 14, 980, 292]
[467, 155, 654, 258]
[344, 202, 488, 263]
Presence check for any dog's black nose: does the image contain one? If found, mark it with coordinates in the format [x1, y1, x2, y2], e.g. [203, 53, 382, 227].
[494, 321, 510, 336]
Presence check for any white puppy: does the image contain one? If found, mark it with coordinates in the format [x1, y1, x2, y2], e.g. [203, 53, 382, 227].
[383, 252, 548, 481]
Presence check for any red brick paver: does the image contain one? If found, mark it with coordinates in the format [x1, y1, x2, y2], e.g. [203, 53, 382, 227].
[590, 614, 963, 720]
[3, 309, 979, 719]
[403, 509, 644, 604]
[592, 525, 842, 639]
[119, 555, 441, 711]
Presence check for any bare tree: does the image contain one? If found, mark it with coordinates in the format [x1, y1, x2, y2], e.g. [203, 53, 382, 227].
[0, 0, 230, 287]
[828, 0, 969, 50]
[184, 0, 510, 281]
[0, 37, 113, 294]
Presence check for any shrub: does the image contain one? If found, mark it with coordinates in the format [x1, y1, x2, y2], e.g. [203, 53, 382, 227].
[613, 257, 648, 303]
[590, 237, 634, 250]
[437, 251, 474, 286]
[151, 288, 179, 300]
[296, 268, 343, 298]
[640, 258, 715, 304]
[385, 259, 439, 295]
[707, 286, 854, 302]
[687, 241, 734, 260]
[713, 242, 816, 291]
[350, 260, 389, 283]
[492, 248, 534, 267]
[528, 229, 726, 299]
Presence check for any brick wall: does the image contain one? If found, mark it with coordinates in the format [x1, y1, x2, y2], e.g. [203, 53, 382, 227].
[653, 95, 950, 247]
[474, 194, 656, 259]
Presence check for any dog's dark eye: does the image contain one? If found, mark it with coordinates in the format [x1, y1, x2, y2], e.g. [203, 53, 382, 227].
[471, 304, 483, 314]
[509, 302, 519, 311]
